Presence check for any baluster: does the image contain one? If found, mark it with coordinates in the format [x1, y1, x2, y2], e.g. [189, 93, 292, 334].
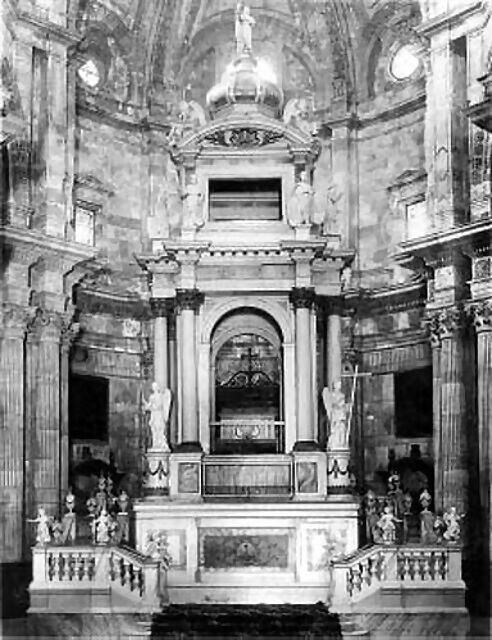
[414, 552, 424, 580]
[48, 552, 55, 581]
[346, 569, 354, 597]
[361, 559, 370, 586]
[120, 558, 127, 586]
[137, 567, 144, 597]
[352, 564, 362, 592]
[77, 553, 85, 580]
[129, 562, 136, 591]
[56, 553, 64, 581]
[422, 552, 431, 581]
[62, 553, 71, 581]
[109, 553, 115, 582]
[68, 553, 76, 581]
[83, 554, 92, 581]
[440, 551, 447, 580]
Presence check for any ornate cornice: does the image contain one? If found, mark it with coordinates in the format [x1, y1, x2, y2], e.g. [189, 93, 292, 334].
[175, 289, 204, 313]
[290, 287, 316, 310]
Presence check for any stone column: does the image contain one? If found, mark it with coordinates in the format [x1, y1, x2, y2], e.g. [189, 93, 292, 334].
[469, 300, 492, 559]
[25, 309, 64, 540]
[150, 298, 172, 392]
[176, 289, 203, 449]
[0, 306, 28, 561]
[290, 288, 317, 448]
[425, 307, 469, 514]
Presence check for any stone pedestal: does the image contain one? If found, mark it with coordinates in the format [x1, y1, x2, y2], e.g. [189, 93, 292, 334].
[169, 453, 203, 501]
[292, 451, 327, 500]
[294, 224, 311, 241]
[144, 451, 171, 497]
[327, 449, 351, 494]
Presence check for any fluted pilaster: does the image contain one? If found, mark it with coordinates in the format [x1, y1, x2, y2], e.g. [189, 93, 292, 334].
[290, 288, 317, 448]
[423, 307, 469, 513]
[0, 306, 29, 561]
[176, 290, 204, 448]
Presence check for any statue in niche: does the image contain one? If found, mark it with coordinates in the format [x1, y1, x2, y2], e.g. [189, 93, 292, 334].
[143, 382, 172, 452]
[107, 37, 129, 101]
[283, 97, 316, 136]
[287, 170, 314, 226]
[323, 381, 351, 450]
[182, 174, 204, 230]
[235, 2, 256, 56]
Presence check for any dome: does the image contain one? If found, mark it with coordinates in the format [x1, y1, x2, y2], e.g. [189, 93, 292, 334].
[206, 53, 284, 120]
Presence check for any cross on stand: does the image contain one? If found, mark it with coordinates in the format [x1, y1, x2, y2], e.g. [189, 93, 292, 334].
[342, 363, 372, 428]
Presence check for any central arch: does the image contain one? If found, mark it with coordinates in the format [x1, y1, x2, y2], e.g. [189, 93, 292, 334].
[209, 308, 284, 454]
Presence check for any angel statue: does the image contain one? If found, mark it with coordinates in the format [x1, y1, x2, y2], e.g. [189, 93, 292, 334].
[287, 170, 314, 226]
[143, 382, 172, 452]
[323, 381, 351, 450]
[236, 3, 256, 56]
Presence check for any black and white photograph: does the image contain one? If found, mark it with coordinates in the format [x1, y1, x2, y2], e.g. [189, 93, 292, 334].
[1, 0, 491, 638]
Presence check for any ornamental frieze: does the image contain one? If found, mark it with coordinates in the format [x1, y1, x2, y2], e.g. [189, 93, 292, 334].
[201, 127, 284, 148]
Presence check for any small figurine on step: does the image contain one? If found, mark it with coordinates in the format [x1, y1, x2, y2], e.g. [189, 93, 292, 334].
[377, 506, 401, 545]
[443, 506, 464, 543]
[419, 489, 437, 544]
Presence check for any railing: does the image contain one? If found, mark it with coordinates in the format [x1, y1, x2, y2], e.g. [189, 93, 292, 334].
[30, 544, 160, 613]
[331, 544, 464, 612]
[209, 419, 285, 454]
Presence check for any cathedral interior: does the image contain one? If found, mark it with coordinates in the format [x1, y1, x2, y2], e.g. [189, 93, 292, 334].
[1, 0, 491, 638]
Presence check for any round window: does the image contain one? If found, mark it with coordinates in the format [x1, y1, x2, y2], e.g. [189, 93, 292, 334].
[78, 58, 101, 88]
[390, 44, 420, 81]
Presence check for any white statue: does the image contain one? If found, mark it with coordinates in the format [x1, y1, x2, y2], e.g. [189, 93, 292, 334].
[182, 175, 204, 230]
[377, 506, 401, 545]
[143, 382, 172, 452]
[235, 2, 255, 55]
[287, 170, 314, 226]
[28, 507, 52, 545]
[323, 381, 351, 450]
[283, 97, 314, 136]
[443, 507, 463, 543]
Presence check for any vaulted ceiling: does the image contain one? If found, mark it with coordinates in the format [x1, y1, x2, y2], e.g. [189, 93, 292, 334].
[73, 0, 422, 109]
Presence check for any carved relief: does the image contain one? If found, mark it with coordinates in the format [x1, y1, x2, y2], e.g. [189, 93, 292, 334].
[202, 128, 283, 148]
[305, 526, 348, 570]
[177, 463, 199, 493]
[296, 462, 318, 493]
[200, 529, 290, 570]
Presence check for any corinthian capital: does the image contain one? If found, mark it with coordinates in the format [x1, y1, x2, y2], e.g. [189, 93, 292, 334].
[422, 306, 466, 347]
[290, 287, 316, 309]
[468, 300, 492, 332]
[176, 289, 204, 313]
[26, 308, 65, 342]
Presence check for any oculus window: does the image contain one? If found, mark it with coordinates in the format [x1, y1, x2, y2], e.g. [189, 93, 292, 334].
[394, 367, 433, 438]
[209, 178, 282, 221]
[390, 45, 420, 81]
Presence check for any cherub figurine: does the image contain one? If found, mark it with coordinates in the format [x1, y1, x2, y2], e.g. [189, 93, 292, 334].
[28, 507, 52, 545]
[377, 506, 401, 545]
[443, 507, 464, 543]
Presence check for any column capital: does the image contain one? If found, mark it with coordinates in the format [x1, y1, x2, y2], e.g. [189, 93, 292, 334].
[316, 295, 344, 315]
[467, 299, 492, 333]
[290, 287, 316, 310]
[149, 297, 174, 318]
[176, 288, 204, 313]
[26, 307, 65, 343]
[422, 305, 467, 347]
[0, 304, 31, 339]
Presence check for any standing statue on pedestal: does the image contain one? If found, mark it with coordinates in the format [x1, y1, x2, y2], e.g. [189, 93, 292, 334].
[287, 171, 314, 227]
[28, 507, 52, 545]
[143, 382, 172, 452]
[235, 2, 255, 55]
[323, 381, 350, 450]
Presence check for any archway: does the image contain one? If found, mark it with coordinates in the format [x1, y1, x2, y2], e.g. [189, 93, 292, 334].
[210, 308, 284, 454]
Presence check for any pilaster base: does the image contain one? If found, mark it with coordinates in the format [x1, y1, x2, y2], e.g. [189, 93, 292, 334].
[143, 450, 170, 498]
[327, 449, 352, 495]
[169, 452, 203, 501]
[292, 451, 327, 500]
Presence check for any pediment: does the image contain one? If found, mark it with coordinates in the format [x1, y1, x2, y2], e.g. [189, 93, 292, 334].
[176, 116, 319, 156]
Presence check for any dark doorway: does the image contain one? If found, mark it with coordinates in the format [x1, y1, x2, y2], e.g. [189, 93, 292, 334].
[69, 373, 109, 441]
[394, 367, 433, 438]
